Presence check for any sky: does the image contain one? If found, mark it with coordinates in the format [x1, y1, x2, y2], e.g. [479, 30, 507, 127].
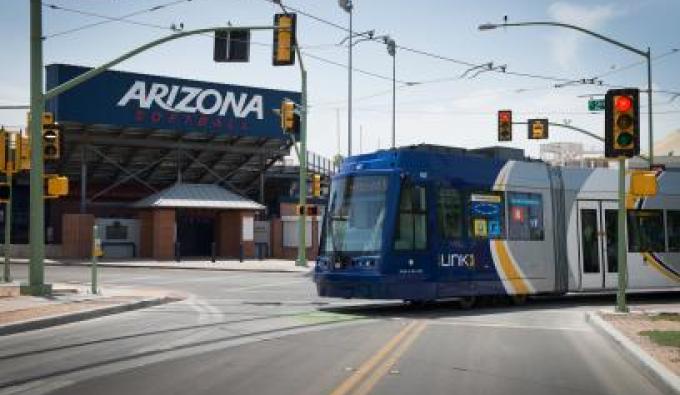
[1, 0, 679, 160]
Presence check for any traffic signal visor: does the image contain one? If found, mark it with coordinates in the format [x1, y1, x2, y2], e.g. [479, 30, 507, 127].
[273, 14, 296, 66]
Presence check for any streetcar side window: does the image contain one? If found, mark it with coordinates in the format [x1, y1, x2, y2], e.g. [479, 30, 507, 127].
[394, 182, 427, 250]
[507, 192, 544, 241]
[627, 210, 665, 252]
[437, 187, 463, 239]
[469, 193, 504, 239]
[668, 210, 680, 252]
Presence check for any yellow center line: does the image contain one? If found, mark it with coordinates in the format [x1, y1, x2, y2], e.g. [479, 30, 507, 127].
[329, 321, 420, 395]
[352, 321, 427, 395]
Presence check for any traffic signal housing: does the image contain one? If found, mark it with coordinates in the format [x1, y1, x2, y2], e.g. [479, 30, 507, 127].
[498, 110, 512, 142]
[46, 175, 69, 197]
[0, 183, 9, 202]
[312, 174, 321, 197]
[306, 205, 319, 216]
[280, 100, 299, 134]
[0, 131, 6, 173]
[213, 29, 251, 62]
[18, 135, 30, 171]
[605, 88, 640, 158]
[528, 119, 549, 140]
[273, 13, 296, 66]
[42, 124, 61, 161]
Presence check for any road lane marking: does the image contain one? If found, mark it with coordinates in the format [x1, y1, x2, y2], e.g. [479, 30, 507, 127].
[352, 321, 427, 395]
[329, 321, 421, 395]
[428, 321, 590, 332]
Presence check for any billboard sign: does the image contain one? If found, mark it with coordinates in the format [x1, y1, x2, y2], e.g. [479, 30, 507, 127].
[46, 64, 301, 139]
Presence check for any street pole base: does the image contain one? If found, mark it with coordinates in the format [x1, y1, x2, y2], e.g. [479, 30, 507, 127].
[20, 283, 52, 296]
[295, 260, 308, 267]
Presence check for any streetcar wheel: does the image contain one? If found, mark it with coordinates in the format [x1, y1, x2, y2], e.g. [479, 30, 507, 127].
[510, 294, 528, 305]
[458, 296, 476, 309]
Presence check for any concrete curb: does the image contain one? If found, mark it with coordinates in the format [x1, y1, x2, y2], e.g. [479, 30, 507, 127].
[586, 311, 680, 395]
[36, 261, 313, 274]
[0, 296, 180, 336]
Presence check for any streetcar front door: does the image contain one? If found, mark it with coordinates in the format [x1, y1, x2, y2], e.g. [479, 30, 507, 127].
[577, 200, 619, 290]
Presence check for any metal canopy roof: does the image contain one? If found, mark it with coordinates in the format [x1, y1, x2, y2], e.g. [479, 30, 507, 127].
[133, 183, 264, 210]
[55, 122, 292, 198]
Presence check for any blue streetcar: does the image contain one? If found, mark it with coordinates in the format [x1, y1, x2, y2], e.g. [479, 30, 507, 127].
[314, 145, 680, 303]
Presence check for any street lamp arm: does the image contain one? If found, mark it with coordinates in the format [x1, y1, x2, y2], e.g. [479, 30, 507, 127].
[486, 22, 648, 58]
[44, 25, 276, 101]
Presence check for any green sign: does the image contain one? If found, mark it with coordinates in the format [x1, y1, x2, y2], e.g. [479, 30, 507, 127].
[588, 99, 605, 111]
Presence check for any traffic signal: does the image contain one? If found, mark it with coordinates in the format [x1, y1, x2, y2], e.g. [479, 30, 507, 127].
[273, 13, 296, 66]
[312, 174, 321, 197]
[214, 29, 250, 62]
[18, 135, 30, 170]
[0, 183, 8, 202]
[42, 124, 61, 161]
[46, 175, 68, 197]
[0, 132, 6, 173]
[296, 204, 305, 216]
[527, 119, 549, 140]
[280, 100, 299, 134]
[498, 110, 512, 141]
[605, 88, 639, 158]
[306, 205, 319, 216]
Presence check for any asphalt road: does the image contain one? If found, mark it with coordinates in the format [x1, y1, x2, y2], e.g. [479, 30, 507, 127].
[0, 265, 676, 395]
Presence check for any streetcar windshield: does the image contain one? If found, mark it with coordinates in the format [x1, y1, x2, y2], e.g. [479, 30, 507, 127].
[323, 175, 389, 255]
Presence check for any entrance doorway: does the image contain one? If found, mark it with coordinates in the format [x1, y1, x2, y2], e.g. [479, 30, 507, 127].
[177, 213, 215, 257]
[577, 200, 619, 290]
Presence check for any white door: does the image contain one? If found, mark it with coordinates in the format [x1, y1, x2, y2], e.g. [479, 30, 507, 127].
[577, 201, 620, 290]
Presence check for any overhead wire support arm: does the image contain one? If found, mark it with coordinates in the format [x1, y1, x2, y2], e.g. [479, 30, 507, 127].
[44, 25, 277, 101]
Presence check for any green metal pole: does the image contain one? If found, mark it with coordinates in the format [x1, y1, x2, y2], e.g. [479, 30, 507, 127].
[27, 0, 48, 296]
[296, 69, 308, 267]
[616, 157, 628, 313]
[646, 48, 654, 166]
[3, 169, 12, 283]
[91, 224, 98, 294]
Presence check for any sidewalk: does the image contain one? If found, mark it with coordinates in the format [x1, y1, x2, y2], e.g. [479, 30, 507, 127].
[0, 282, 182, 336]
[11, 258, 316, 273]
[588, 307, 680, 395]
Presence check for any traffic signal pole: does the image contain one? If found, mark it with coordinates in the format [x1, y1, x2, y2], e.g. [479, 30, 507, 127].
[26, 0, 48, 295]
[274, 1, 308, 267]
[27, 0, 278, 294]
[617, 157, 628, 312]
[3, 170, 12, 283]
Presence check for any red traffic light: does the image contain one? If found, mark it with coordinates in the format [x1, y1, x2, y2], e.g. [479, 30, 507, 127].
[499, 111, 511, 122]
[615, 95, 632, 112]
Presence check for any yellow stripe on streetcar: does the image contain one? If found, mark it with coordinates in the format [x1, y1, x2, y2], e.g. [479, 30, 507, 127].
[492, 240, 530, 295]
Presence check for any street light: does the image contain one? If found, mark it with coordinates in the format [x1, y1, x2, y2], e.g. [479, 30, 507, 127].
[384, 36, 397, 149]
[478, 19, 654, 313]
[338, 0, 354, 156]
[478, 21, 654, 164]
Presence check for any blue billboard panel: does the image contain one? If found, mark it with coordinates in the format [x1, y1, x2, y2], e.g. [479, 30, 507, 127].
[45, 64, 300, 139]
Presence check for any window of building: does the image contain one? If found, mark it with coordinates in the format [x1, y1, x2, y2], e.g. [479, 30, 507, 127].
[394, 182, 427, 250]
[627, 210, 665, 252]
[469, 193, 504, 239]
[437, 187, 463, 239]
[667, 210, 680, 252]
[507, 192, 544, 240]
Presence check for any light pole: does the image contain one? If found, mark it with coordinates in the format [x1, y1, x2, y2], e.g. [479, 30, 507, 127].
[384, 36, 396, 148]
[479, 20, 650, 313]
[478, 21, 654, 164]
[28, 0, 279, 294]
[274, 1, 309, 267]
[338, 0, 353, 156]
